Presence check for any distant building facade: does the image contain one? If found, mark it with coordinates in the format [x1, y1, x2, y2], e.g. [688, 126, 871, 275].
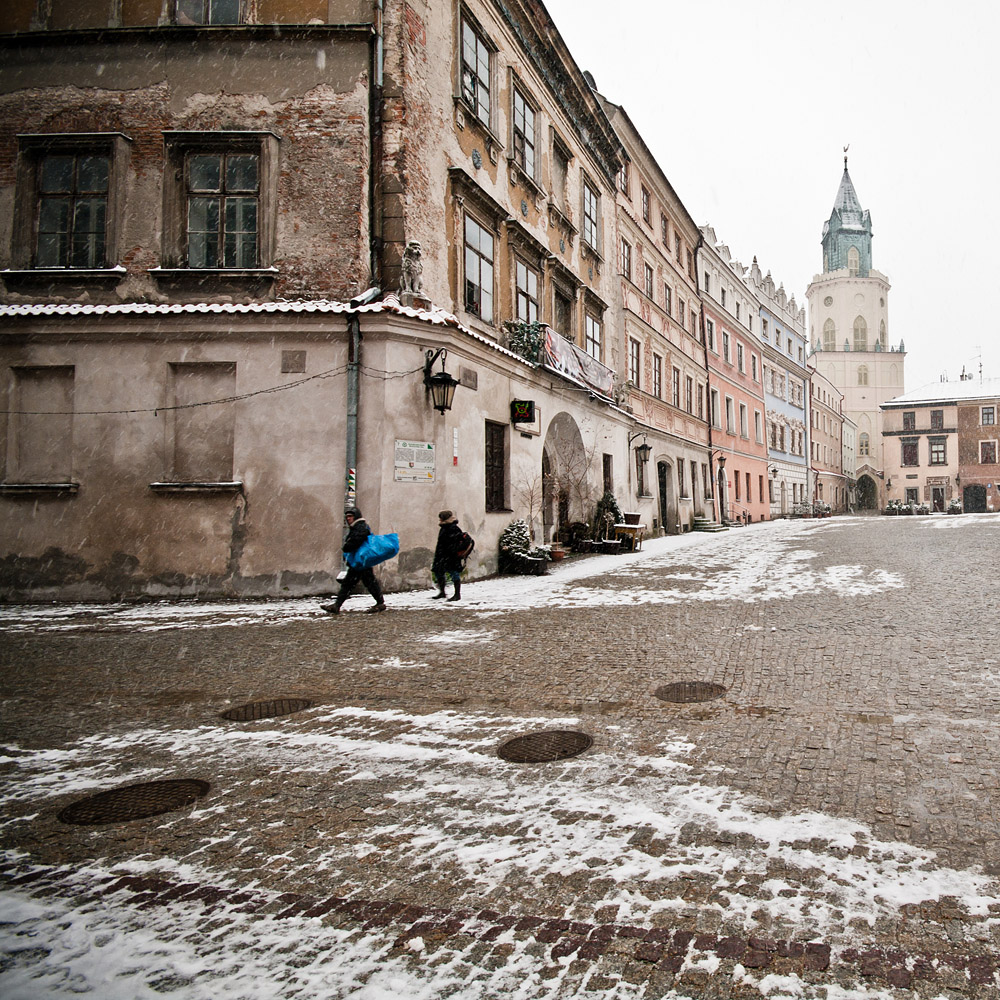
[809, 367, 848, 512]
[806, 159, 904, 511]
[698, 227, 769, 523]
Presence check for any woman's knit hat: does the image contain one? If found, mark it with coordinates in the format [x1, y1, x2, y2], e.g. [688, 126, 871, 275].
[438, 510, 455, 522]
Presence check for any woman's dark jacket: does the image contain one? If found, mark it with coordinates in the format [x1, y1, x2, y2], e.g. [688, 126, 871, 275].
[433, 521, 464, 573]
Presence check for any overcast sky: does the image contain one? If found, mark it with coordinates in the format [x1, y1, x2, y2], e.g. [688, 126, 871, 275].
[543, 0, 999, 393]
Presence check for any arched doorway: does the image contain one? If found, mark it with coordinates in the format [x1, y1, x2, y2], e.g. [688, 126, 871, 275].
[657, 460, 676, 534]
[964, 484, 987, 513]
[717, 465, 729, 522]
[541, 412, 588, 541]
[856, 474, 878, 510]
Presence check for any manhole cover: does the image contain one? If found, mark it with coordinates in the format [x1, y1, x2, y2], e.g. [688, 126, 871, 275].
[498, 730, 593, 763]
[654, 682, 727, 703]
[219, 698, 314, 722]
[57, 779, 210, 825]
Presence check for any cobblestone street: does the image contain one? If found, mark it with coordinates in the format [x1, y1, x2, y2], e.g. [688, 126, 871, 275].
[2, 515, 1000, 998]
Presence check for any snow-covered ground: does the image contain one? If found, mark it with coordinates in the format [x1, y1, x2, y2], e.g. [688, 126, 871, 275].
[3, 516, 999, 998]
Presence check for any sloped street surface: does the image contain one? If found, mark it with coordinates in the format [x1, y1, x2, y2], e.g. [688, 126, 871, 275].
[2, 515, 1000, 998]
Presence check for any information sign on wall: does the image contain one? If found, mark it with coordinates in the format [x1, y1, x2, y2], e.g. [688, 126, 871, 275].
[394, 440, 435, 483]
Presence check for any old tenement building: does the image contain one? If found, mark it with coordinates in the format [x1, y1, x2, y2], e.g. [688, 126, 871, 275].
[0, 0, 647, 600]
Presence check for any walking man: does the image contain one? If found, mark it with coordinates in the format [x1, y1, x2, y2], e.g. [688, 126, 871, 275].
[321, 507, 386, 615]
[431, 509, 464, 602]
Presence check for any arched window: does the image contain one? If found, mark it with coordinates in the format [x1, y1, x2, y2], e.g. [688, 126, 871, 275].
[853, 316, 867, 351]
[879, 319, 886, 348]
[857, 364, 869, 386]
[847, 247, 860, 276]
[859, 432, 870, 456]
[823, 318, 836, 352]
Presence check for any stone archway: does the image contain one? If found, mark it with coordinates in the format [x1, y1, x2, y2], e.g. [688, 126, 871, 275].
[541, 412, 589, 541]
[856, 474, 879, 510]
[964, 484, 987, 514]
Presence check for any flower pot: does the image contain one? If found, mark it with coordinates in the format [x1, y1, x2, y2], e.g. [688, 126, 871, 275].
[601, 539, 621, 554]
[574, 539, 593, 553]
[549, 546, 566, 561]
[623, 512, 642, 525]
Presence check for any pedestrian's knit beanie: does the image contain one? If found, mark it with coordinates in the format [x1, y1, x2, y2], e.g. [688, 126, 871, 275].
[438, 510, 454, 522]
[346, 507, 362, 519]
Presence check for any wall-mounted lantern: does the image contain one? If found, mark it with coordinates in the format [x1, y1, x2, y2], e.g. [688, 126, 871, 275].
[423, 348, 458, 414]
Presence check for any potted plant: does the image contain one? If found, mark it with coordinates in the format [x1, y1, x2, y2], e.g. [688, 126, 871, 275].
[499, 519, 549, 575]
[947, 497, 962, 515]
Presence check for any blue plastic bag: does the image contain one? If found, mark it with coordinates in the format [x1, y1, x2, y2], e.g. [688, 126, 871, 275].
[345, 533, 399, 570]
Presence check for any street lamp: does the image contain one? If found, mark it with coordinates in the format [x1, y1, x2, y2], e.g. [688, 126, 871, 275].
[423, 348, 458, 413]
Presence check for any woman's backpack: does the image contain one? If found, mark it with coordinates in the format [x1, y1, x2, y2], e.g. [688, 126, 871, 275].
[456, 531, 475, 560]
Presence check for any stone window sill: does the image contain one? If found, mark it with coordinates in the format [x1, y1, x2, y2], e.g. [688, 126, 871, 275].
[149, 481, 243, 494]
[1, 267, 125, 287]
[0, 482, 79, 495]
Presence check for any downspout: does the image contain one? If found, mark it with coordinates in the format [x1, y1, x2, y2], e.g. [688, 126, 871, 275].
[694, 232, 718, 522]
[369, 0, 384, 286]
[345, 314, 361, 515]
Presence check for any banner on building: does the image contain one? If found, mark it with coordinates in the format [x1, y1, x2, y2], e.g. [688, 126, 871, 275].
[394, 440, 435, 483]
[542, 328, 614, 397]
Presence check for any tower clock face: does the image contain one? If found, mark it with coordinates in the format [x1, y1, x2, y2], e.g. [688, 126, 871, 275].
[824, 296, 833, 307]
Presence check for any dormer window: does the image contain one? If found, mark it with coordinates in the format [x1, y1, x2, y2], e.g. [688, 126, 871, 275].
[847, 246, 860, 276]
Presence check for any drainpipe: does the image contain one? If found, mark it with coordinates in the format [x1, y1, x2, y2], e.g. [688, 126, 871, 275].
[694, 232, 719, 523]
[369, 0, 384, 285]
[345, 314, 361, 516]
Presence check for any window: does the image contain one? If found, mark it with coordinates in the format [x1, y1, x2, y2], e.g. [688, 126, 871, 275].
[930, 409, 944, 430]
[672, 367, 680, 407]
[853, 316, 867, 351]
[553, 285, 573, 340]
[685, 376, 693, 413]
[551, 140, 569, 212]
[710, 389, 720, 428]
[823, 319, 836, 351]
[464, 214, 494, 321]
[737, 343, 745, 373]
[162, 131, 277, 271]
[857, 365, 869, 386]
[929, 437, 946, 465]
[687, 249, 693, 278]
[739, 403, 748, 438]
[677, 298, 686, 330]
[787, 338, 793, 355]
[13, 134, 130, 272]
[905, 487, 919, 505]
[582, 179, 599, 250]
[641, 186, 650, 223]
[901, 438, 919, 467]
[702, 463, 711, 499]
[653, 354, 663, 399]
[902, 411, 915, 431]
[734, 467, 740, 501]
[981, 440, 998, 464]
[485, 421, 507, 511]
[754, 410, 762, 443]
[170, 362, 236, 482]
[584, 312, 602, 360]
[174, 0, 240, 22]
[761, 318, 769, 341]
[692, 461, 699, 501]
[663, 284, 672, 316]
[859, 432, 870, 456]
[629, 338, 641, 386]
[461, 16, 492, 128]
[725, 396, 735, 434]
[6, 366, 75, 484]
[981, 406, 995, 426]
[751, 355, 758, 381]
[736, 302, 740, 322]
[617, 161, 629, 195]
[697, 384, 704, 420]
[691, 308, 697, 334]
[660, 214, 668, 244]
[677, 460, 685, 497]
[705, 319, 715, 351]
[847, 246, 860, 276]
[746, 472, 752, 503]
[619, 238, 632, 281]
[185, 151, 259, 268]
[643, 262, 653, 298]
[721, 288, 727, 309]
[515, 259, 539, 324]
[674, 234, 681, 261]
[511, 86, 536, 177]
[34, 153, 110, 267]
[722, 331, 731, 363]
[603, 453, 613, 493]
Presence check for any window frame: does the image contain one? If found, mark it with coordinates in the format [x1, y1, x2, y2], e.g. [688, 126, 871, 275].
[460, 12, 494, 131]
[900, 437, 919, 467]
[643, 261, 653, 298]
[641, 185, 650, 224]
[514, 256, 540, 324]
[510, 82, 538, 180]
[928, 436, 947, 466]
[581, 176, 600, 253]
[672, 367, 681, 408]
[160, 131, 279, 275]
[629, 338, 641, 387]
[652, 353, 663, 400]
[463, 211, 496, 323]
[12, 132, 131, 274]
[584, 311, 602, 361]
[981, 440, 998, 464]
[619, 237, 632, 282]
[173, 0, 242, 23]
[981, 406, 995, 426]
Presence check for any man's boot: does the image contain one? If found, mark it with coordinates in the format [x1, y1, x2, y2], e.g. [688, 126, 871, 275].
[431, 582, 447, 599]
[447, 580, 461, 602]
[320, 601, 342, 615]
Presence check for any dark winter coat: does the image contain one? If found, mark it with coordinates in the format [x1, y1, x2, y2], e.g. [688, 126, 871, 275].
[342, 517, 371, 554]
[432, 521, 465, 573]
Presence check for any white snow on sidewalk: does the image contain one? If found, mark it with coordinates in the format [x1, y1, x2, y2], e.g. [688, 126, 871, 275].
[0, 519, 901, 632]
